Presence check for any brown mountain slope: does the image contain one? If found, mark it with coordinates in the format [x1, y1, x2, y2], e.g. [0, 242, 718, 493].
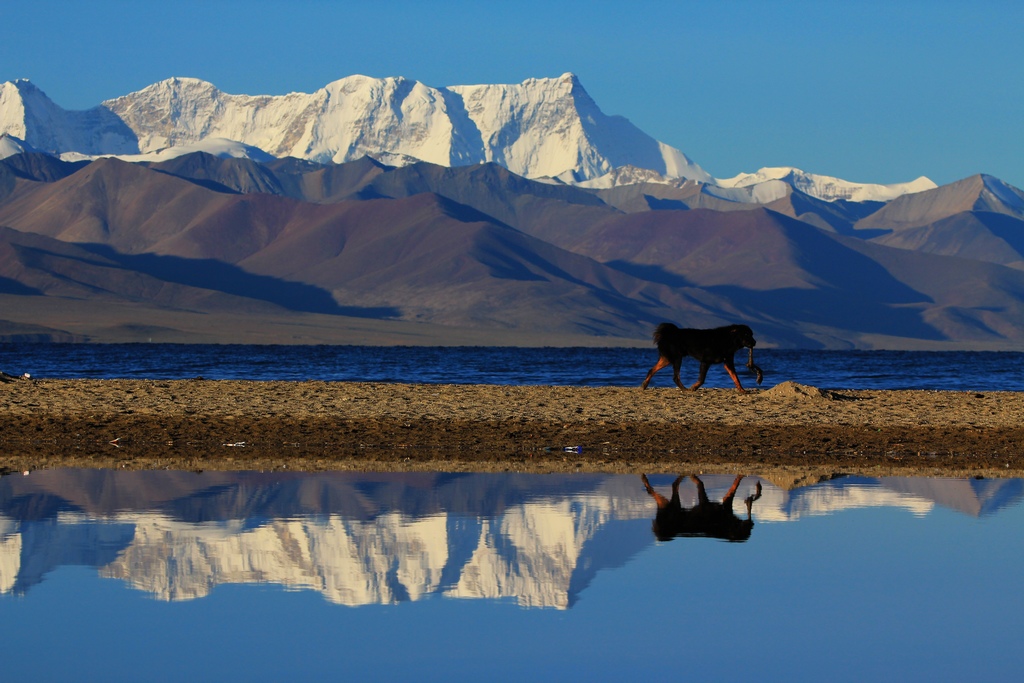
[856, 174, 1024, 231]
[352, 161, 620, 247]
[838, 234, 1024, 342]
[869, 211, 1024, 269]
[277, 155, 390, 203]
[0, 152, 86, 183]
[565, 208, 862, 290]
[565, 207, 1024, 345]
[237, 192, 732, 335]
[0, 161, 737, 338]
[148, 153, 285, 195]
[594, 181, 738, 213]
[765, 190, 882, 234]
[0, 224, 344, 315]
[0, 224, 348, 321]
[0, 157, 246, 252]
[4, 154, 1024, 347]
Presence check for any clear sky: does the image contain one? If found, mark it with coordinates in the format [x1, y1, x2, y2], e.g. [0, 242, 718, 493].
[3, 0, 1021, 188]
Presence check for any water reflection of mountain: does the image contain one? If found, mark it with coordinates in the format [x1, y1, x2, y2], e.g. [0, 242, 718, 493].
[0, 471, 1020, 607]
[0, 471, 655, 608]
[757, 476, 1024, 521]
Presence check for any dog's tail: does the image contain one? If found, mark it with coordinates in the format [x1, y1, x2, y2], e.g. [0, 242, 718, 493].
[652, 322, 678, 346]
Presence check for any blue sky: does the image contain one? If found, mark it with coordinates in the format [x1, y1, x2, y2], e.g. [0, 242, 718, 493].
[3, 0, 1021, 187]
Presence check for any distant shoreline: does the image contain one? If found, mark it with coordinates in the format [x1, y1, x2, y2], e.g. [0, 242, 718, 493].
[2, 379, 1023, 482]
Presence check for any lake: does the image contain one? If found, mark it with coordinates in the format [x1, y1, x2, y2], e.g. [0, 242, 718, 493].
[2, 343, 1024, 390]
[1, 469, 1022, 681]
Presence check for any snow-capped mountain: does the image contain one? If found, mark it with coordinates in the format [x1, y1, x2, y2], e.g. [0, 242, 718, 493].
[716, 166, 937, 203]
[0, 79, 138, 155]
[0, 74, 933, 202]
[576, 163, 938, 204]
[0, 74, 707, 184]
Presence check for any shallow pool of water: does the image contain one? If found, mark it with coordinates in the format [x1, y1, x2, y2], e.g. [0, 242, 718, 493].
[1, 470, 1021, 681]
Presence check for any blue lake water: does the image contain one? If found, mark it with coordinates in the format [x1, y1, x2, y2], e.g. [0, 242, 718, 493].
[2, 343, 1024, 390]
[0, 470, 1021, 681]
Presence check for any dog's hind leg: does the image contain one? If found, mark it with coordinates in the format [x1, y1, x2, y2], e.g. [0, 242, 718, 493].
[671, 359, 687, 390]
[641, 474, 682, 509]
[641, 356, 672, 389]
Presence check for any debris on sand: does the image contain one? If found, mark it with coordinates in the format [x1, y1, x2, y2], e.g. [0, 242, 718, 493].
[764, 381, 836, 400]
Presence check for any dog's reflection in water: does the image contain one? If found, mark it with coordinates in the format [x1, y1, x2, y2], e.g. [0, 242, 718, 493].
[641, 474, 763, 542]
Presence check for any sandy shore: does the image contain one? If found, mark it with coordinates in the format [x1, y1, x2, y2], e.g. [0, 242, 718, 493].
[2, 378, 1023, 483]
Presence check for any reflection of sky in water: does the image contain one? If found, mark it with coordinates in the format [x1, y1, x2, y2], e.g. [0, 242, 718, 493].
[0, 470, 1022, 681]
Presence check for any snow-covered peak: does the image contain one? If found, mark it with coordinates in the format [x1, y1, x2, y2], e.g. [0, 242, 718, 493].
[717, 166, 936, 202]
[573, 165, 680, 189]
[0, 133, 44, 159]
[1, 79, 52, 141]
[574, 163, 931, 204]
[449, 74, 710, 182]
[122, 76, 221, 96]
[1, 78, 139, 156]
[703, 179, 793, 204]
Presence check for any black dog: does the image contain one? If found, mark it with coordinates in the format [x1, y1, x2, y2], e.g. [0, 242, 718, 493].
[640, 323, 763, 393]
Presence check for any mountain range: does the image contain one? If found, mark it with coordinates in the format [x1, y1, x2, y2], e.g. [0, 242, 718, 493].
[1, 75, 1023, 348]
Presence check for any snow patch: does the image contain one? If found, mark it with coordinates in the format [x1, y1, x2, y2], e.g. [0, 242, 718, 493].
[0, 133, 44, 159]
[60, 137, 275, 163]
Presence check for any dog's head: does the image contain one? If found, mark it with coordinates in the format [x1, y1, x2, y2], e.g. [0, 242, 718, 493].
[729, 324, 756, 349]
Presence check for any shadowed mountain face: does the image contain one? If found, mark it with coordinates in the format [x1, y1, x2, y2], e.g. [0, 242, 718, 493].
[1, 152, 1024, 347]
[869, 211, 1024, 269]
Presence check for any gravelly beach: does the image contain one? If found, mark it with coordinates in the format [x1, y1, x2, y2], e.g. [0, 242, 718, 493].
[2, 378, 1023, 485]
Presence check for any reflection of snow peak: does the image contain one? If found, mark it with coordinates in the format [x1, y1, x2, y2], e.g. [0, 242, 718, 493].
[0, 482, 920, 605]
[0, 531, 21, 594]
[0, 474, 1020, 606]
[755, 484, 935, 522]
[98, 513, 452, 605]
[86, 495, 626, 608]
[446, 501, 612, 609]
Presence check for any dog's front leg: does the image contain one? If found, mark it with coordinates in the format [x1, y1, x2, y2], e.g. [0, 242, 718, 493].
[688, 361, 709, 390]
[724, 358, 746, 393]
